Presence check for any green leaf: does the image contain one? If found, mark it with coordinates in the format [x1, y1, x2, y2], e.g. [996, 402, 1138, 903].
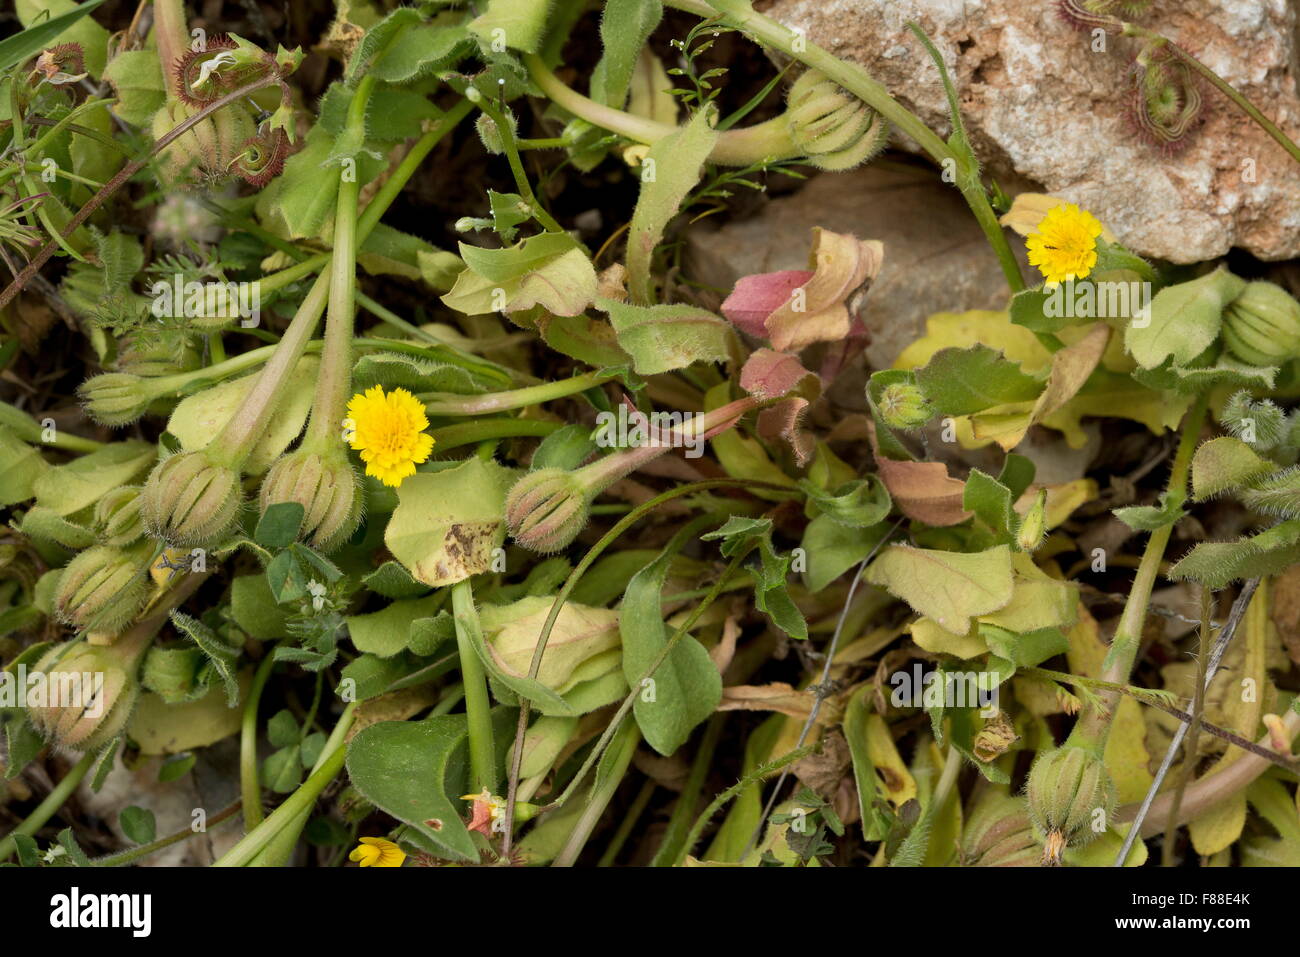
[532, 424, 598, 471]
[267, 709, 299, 749]
[347, 8, 473, 83]
[1113, 493, 1186, 532]
[169, 356, 318, 474]
[345, 595, 444, 658]
[626, 106, 719, 303]
[0, 427, 48, 507]
[18, 506, 95, 549]
[468, 0, 554, 54]
[799, 477, 891, 528]
[254, 502, 305, 549]
[1191, 436, 1277, 500]
[170, 612, 241, 707]
[264, 745, 303, 793]
[361, 561, 431, 600]
[385, 457, 516, 587]
[442, 233, 597, 317]
[1168, 518, 1300, 589]
[620, 526, 721, 755]
[1124, 266, 1246, 370]
[230, 574, 289, 639]
[599, 299, 731, 375]
[118, 806, 156, 845]
[980, 624, 1068, 669]
[103, 48, 167, 127]
[962, 469, 1014, 539]
[32, 440, 153, 516]
[591, 0, 664, 107]
[866, 545, 1015, 634]
[801, 514, 889, 593]
[347, 712, 501, 861]
[914, 345, 1041, 415]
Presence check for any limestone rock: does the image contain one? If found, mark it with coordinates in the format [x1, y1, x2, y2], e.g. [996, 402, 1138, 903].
[758, 0, 1300, 262]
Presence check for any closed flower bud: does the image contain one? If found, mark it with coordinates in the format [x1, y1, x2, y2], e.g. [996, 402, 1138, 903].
[141, 450, 243, 547]
[259, 447, 362, 552]
[877, 382, 932, 430]
[785, 70, 889, 171]
[114, 331, 201, 377]
[1025, 745, 1116, 865]
[474, 109, 516, 156]
[54, 543, 154, 634]
[961, 791, 1041, 867]
[77, 372, 157, 427]
[1016, 489, 1048, 552]
[1222, 281, 1300, 368]
[505, 468, 590, 553]
[26, 637, 148, 751]
[94, 486, 145, 545]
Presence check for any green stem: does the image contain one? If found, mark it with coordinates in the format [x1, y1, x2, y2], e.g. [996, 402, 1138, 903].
[305, 76, 373, 446]
[451, 579, 497, 794]
[674, 742, 817, 866]
[1124, 24, 1300, 167]
[256, 98, 474, 298]
[553, 720, 641, 867]
[466, 87, 565, 233]
[1066, 392, 1208, 755]
[240, 649, 279, 832]
[94, 802, 241, 867]
[430, 418, 560, 451]
[596, 777, 655, 866]
[0, 751, 96, 863]
[500, 477, 795, 853]
[651, 714, 724, 866]
[421, 369, 615, 416]
[213, 701, 357, 867]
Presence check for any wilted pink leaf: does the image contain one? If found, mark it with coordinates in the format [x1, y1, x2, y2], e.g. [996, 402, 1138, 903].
[721, 270, 812, 338]
[739, 348, 818, 399]
[765, 228, 883, 352]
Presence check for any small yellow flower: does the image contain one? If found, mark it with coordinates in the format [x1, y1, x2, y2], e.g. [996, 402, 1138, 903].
[345, 386, 435, 488]
[349, 836, 406, 867]
[1025, 202, 1104, 286]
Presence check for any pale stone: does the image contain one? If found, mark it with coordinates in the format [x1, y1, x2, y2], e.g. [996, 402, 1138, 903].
[757, 0, 1300, 262]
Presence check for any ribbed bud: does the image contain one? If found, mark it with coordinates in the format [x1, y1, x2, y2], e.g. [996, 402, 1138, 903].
[26, 639, 145, 751]
[94, 486, 145, 546]
[114, 331, 200, 377]
[877, 382, 932, 430]
[53, 543, 153, 634]
[77, 372, 156, 427]
[961, 791, 1041, 867]
[505, 468, 590, 553]
[1025, 745, 1116, 865]
[785, 70, 889, 171]
[1222, 281, 1300, 368]
[140, 450, 243, 547]
[259, 448, 362, 552]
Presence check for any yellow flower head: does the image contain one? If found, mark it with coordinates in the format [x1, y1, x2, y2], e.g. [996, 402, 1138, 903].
[345, 386, 435, 488]
[1025, 202, 1104, 286]
[349, 836, 406, 867]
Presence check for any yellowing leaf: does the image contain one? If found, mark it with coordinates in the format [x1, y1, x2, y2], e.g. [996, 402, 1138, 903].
[866, 544, 1014, 634]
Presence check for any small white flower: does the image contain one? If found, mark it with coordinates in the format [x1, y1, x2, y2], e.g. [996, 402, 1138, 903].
[307, 579, 327, 612]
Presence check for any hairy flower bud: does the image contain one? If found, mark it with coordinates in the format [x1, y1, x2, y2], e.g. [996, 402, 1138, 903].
[475, 109, 517, 156]
[1025, 745, 1116, 865]
[1221, 281, 1300, 368]
[505, 468, 590, 553]
[53, 543, 154, 634]
[114, 331, 201, 377]
[961, 791, 1041, 867]
[259, 447, 362, 552]
[140, 450, 243, 547]
[26, 638, 147, 751]
[876, 382, 932, 430]
[77, 372, 157, 427]
[94, 486, 145, 546]
[785, 70, 889, 171]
